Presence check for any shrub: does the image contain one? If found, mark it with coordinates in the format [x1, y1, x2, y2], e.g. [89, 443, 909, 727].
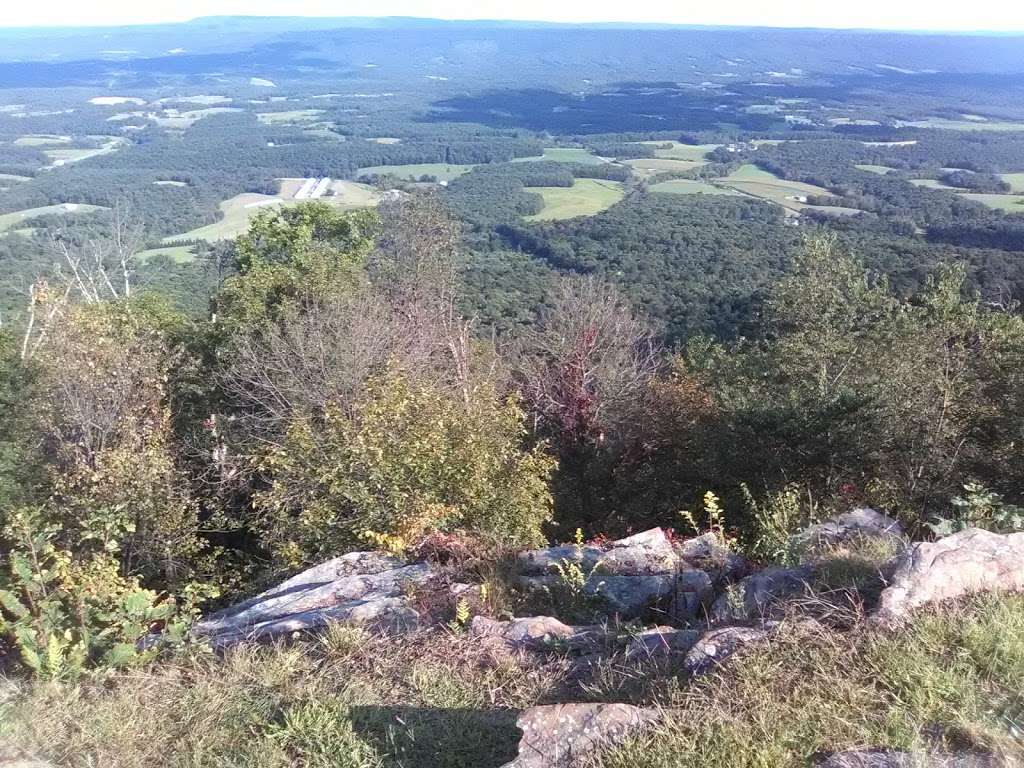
[255, 374, 555, 568]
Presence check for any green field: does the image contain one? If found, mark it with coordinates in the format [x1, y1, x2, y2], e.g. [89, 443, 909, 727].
[512, 147, 607, 165]
[153, 108, 243, 129]
[960, 193, 1024, 212]
[649, 179, 739, 196]
[256, 109, 324, 125]
[1001, 173, 1024, 193]
[855, 164, 898, 175]
[45, 137, 126, 166]
[163, 183, 381, 243]
[910, 178, 958, 190]
[136, 244, 197, 263]
[14, 134, 71, 147]
[0, 173, 30, 183]
[718, 164, 838, 213]
[0, 203, 107, 232]
[624, 158, 706, 179]
[897, 117, 1024, 131]
[640, 141, 720, 161]
[523, 179, 624, 221]
[356, 163, 475, 181]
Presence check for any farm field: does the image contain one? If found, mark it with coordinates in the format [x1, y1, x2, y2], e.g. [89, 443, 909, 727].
[1001, 173, 1024, 193]
[649, 179, 739, 196]
[0, 203, 107, 232]
[910, 178, 958, 189]
[523, 179, 624, 221]
[897, 117, 1024, 131]
[152, 107, 243, 129]
[0, 173, 30, 182]
[960, 193, 1024, 211]
[716, 164, 836, 212]
[641, 141, 720, 161]
[44, 137, 126, 166]
[855, 164, 898, 175]
[13, 135, 71, 146]
[163, 182, 381, 242]
[624, 158, 706, 178]
[136, 244, 197, 263]
[356, 163, 475, 181]
[153, 180, 188, 187]
[512, 147, 607, 165]
[256, 109, 324, 124]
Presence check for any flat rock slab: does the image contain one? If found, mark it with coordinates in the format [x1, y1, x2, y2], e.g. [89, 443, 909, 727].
[501, 703, 660, 768]
[469, 615, 604, 652]
[193, 551, 433, 647]
[875, 528, 1024, 623]
[794, 508, 905, 558]
[684, 625, 769, 675]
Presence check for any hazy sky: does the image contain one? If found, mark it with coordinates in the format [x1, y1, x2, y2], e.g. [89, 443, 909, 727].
[8, 0, 1024, 31]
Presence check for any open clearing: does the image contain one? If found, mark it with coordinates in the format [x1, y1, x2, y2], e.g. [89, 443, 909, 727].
[0, 173, 31, 182]
[856, 164, 898, 175]
[637, 141, 720, 161]
[0, 203, 107, 232]
[45, 137, 126, 166]
[523, 179, 624, 221]
[89, 96, 145, 106]
[716, 164, 843, 214]
[910, 178, 959, 190]
[357, 163, 475, 181]
[161, 95, 232, 105]
[1001, 173, 1024, 193]
[136, 244, 197, 263]
[256, 109, 324, 125]
[152, 107, 243, 129]
[512, 148, 608, 165]
[960, 193, 1024, 212]
[162, 182, 381, 243]
[624, 158, 706, 179]
[896, 117, 1024, 131]
[153, 180, 188, 187]
[13, 134, 71, 147]
[650, 179, 739, 196]
[369, 137, 402, 144]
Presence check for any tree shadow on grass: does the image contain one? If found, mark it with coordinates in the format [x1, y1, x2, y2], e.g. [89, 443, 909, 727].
[349, 705, 521, 768]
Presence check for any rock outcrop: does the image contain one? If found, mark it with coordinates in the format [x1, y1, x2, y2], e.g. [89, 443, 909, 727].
[193, 551, 433, 647]
[875, 528, 1024, 624]
[710, 565, 812, 623]
[469, 616, 603, 652]
[514, 528, 716, 619]
[500, 703, 660, 768]
[683, 625, 769, 675]
[793, 508, 905, 558]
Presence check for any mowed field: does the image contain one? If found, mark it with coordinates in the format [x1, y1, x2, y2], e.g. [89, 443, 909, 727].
[649, 179, 739, 196]
[162, 181, 381, 242]
[960, 193, 1024, 212]
[13, 134, 71, 147]
[357, 163, 475, 181]
[256, 109, 325, 125]
[855, 164, 898, 175]
[1001, 173, 1024, 193]
[136, 244, 197, 263]
[897, 117, 1024, 131]
[0, 203, 107, 231]
[512, 147, 608, 165]
[523, 179, 624, 221]
[635, 141, 720, 161]
[716, 164, 845, 214]
[624, 157, 706, 179]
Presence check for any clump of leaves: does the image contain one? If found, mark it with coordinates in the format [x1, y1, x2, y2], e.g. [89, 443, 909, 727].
[929, 482, 1024, 537]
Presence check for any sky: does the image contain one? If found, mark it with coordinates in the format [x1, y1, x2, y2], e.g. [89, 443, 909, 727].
[7, 0, 1024, 31]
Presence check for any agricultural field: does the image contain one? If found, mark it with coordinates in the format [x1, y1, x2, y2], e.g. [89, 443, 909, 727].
[153, 180, 188, 187]
[638, 141, 720, 161]
[136, 244, 197, 263]
[855, 164, 898, 175]
[910, 178, 959, 190]
[369, 137, 402, 144]
[523, 179, 624, 221]
[44, 137, 126, 166]
[512, 148, 608, 165]
[716, 163, 839, 213]
[624, 157, 706, 179]
[256, 109, 325, 124]
[896, 117, 1024, 131]
[152, 107, 243, 129]
[960, 193, 1024, 211]
[162, 182, 381, 242]
[649, 179, 739, 196]
[13, 135, 71, 147]
[0, 203, 107, 232]
[0, 173, 30, 183]
[356, 163, 475, 181]
[1001, 173, 1024, 193]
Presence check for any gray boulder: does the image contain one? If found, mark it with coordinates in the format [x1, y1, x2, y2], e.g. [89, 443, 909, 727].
[710, 565, 812, 623]
[684, 625, 769, 675]
[624, 626, 701, 660]
[794, 508, 906, 559]
[875, 528, 1024, 624]
[500, 703, 660, 768]
[677, 532, 750, 584]
[469, 615, 603, 652]
[515, 528, 689, 618]
[193, 551, 433, 647]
